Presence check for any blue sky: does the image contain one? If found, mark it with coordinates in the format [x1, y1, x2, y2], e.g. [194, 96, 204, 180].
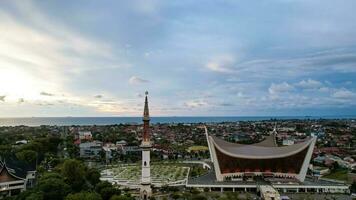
[0, 0, 356, 117]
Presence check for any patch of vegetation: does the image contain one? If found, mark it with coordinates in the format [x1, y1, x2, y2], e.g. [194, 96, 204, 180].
[323, 169, 348, 181]
[187, 146, 209, 152]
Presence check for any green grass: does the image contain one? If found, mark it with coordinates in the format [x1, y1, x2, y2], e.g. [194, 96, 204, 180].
[323, 169, 348, 181]
[187, 146, 209, 152]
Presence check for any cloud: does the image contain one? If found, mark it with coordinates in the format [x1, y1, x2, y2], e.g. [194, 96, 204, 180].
[218, 48, 356, 80]
[268, 82, 294, 95]
[129, 76, 149, 85]
[332, 89, 356, 99]
[136, 93, 143, 98]
[0, 1, 127, 97]
[0, 1, 135, 115]
[184, 99, 208, 108]
[36, 102, 54, 106]
[206, 54, 236, 73]
[295, 79, 323, 89]
[94, 95, 103, 99]
[1, 1, 356, 117]
[132, 0, 160, 15]
[40, 91, 55, 96]
[219, 103, 235, 107]
[318, 87, 330, 92]
[0, 96, 5, 102]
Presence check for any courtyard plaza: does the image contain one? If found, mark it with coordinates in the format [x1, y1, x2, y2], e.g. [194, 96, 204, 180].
[100, 162, 189, 188]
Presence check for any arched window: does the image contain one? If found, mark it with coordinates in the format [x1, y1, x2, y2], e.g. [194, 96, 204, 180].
[144, 161, 147, 166]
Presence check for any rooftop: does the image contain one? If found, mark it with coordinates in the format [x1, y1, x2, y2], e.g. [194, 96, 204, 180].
[210, 135, 315, 159]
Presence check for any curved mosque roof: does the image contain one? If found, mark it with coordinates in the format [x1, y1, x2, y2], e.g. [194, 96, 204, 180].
[210, 135, 315, 159]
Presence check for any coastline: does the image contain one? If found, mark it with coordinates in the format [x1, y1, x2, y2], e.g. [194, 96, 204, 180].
[0, 116, 355, 126]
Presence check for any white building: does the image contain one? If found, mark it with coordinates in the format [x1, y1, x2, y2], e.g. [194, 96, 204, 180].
[79, 141, 102, 158]
[282, 139, 294, 146]
[78, 131, 92, 140]
[259, 185, 281, 200]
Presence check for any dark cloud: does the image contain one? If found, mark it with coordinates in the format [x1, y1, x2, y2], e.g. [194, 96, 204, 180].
[219, 103, 234, 107]
[94, 95, 103, 98]
[136, 93, 143, 98]
[36, 102, 55, 106]
[0, 96, 5, 102]
[18, 98, 24, 103]
[40, 92, 55, 96]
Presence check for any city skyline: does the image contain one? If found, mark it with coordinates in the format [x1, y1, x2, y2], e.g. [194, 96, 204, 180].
[0, 0, 356, 117]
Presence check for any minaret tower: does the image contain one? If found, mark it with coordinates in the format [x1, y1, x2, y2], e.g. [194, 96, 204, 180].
[140, 91, 152, 200]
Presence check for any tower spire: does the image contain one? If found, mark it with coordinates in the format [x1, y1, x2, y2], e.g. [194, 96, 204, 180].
[142, 91, 151, 143]
[143, 91, 150, 121]
[140, 91, 152, 200]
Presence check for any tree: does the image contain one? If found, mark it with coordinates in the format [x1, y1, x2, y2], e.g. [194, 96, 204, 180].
[86, 168, 101, 187]
[16, 150, 37, 164]
[99, 187, 121, 200]
[62, 159, 86, 191]
[0, 145, 11, 158]
[95, 181, 113, 193]
[12, 189, 43, 200]
[38, 173, 71, 200]
[331, 161, 340, 172]
[191, 194, 207, 200]
[66, 135, 79, 158]
[190, 188, 200, 195]
[65, 192, 102, 200]
[109, 195, 135, 200]
[351, 181, 356, 193]
[25, 192, 44, 200]
[171, 192, 181, 200]
[223, 192, 239, 200]
[95, 181, 121, 200]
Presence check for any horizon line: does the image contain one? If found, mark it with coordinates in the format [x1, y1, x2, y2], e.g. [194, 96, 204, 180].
[1, 115, 356, 119]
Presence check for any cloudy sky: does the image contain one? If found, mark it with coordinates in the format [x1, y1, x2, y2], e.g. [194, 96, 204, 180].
[0, 0, 356, 117]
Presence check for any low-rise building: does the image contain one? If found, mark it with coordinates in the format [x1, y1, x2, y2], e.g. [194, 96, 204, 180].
[282, 139, 294, 146]
[79, 141, 102, 159]
[78, 131, 92, 140]
[312, 166, 330, 176]
[120, 146, 140, 155]
[0, 158, 36, 199]
[102, 143, 119, 161]
[259, 185, 281, 200]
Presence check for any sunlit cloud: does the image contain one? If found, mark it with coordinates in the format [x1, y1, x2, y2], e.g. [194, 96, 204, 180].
[268, 82, 294, 95]
[0, 0, 355, 117]
[205, 54, 236, 73]
[332, 89, 356, 99]
[295, 79, 323, 90]
[129, 76, 149, 85]
[0, 1, 134, 115]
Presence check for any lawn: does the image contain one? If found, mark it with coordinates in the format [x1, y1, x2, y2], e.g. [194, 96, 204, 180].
[323, 169, 348, 181]
[187, 146, 209, 152]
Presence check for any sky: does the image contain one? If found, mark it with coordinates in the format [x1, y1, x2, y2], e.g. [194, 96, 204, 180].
[0, 0, 356, 117]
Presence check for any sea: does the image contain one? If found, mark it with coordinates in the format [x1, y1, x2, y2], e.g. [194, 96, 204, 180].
[0, 116, 355, 126]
